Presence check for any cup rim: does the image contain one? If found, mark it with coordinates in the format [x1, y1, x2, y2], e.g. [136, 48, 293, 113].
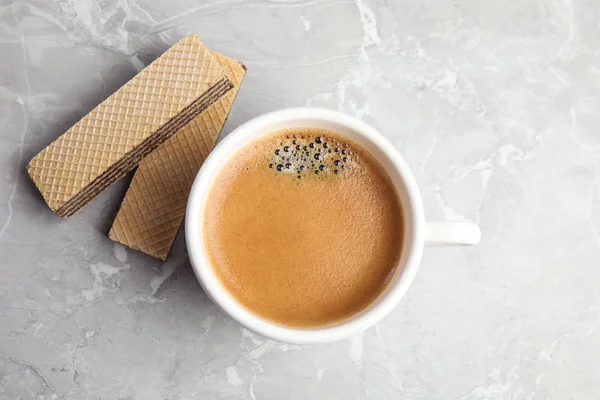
[185, 107, 425, 344]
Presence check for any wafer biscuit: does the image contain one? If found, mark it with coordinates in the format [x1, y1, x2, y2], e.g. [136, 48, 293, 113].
[109, 52, 246, 260]
[27, 34, 233, 217]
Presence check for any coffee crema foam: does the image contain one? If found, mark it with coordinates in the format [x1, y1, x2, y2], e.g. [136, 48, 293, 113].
[204, 128, 404, 327]
[268, 130, 353, 178]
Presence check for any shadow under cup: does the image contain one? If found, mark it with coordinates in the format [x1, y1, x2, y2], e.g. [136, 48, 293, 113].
[185, 108, 425, 344]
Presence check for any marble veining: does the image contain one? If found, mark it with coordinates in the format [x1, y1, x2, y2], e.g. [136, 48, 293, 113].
[1, 0, 599, 399]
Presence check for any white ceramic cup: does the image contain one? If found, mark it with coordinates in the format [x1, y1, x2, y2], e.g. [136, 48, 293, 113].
[186, 108, 480, 344]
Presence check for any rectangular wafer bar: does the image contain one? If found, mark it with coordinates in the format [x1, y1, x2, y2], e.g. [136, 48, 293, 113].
[109, 52, 247, 260]
[27, 34, 233, 217]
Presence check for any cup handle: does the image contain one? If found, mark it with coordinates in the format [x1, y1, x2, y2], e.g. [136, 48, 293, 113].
[425, 221, 481, 246]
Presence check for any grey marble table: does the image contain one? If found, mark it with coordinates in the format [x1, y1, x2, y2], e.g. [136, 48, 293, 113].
[1, 0, 600, 399]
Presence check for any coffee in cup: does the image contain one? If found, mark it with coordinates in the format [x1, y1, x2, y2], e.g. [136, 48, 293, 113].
[203, 127, 404, 327]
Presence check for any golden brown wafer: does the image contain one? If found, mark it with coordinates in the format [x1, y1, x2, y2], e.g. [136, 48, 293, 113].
[109, 52, 247, 260]
[27, 34, 233, 217]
